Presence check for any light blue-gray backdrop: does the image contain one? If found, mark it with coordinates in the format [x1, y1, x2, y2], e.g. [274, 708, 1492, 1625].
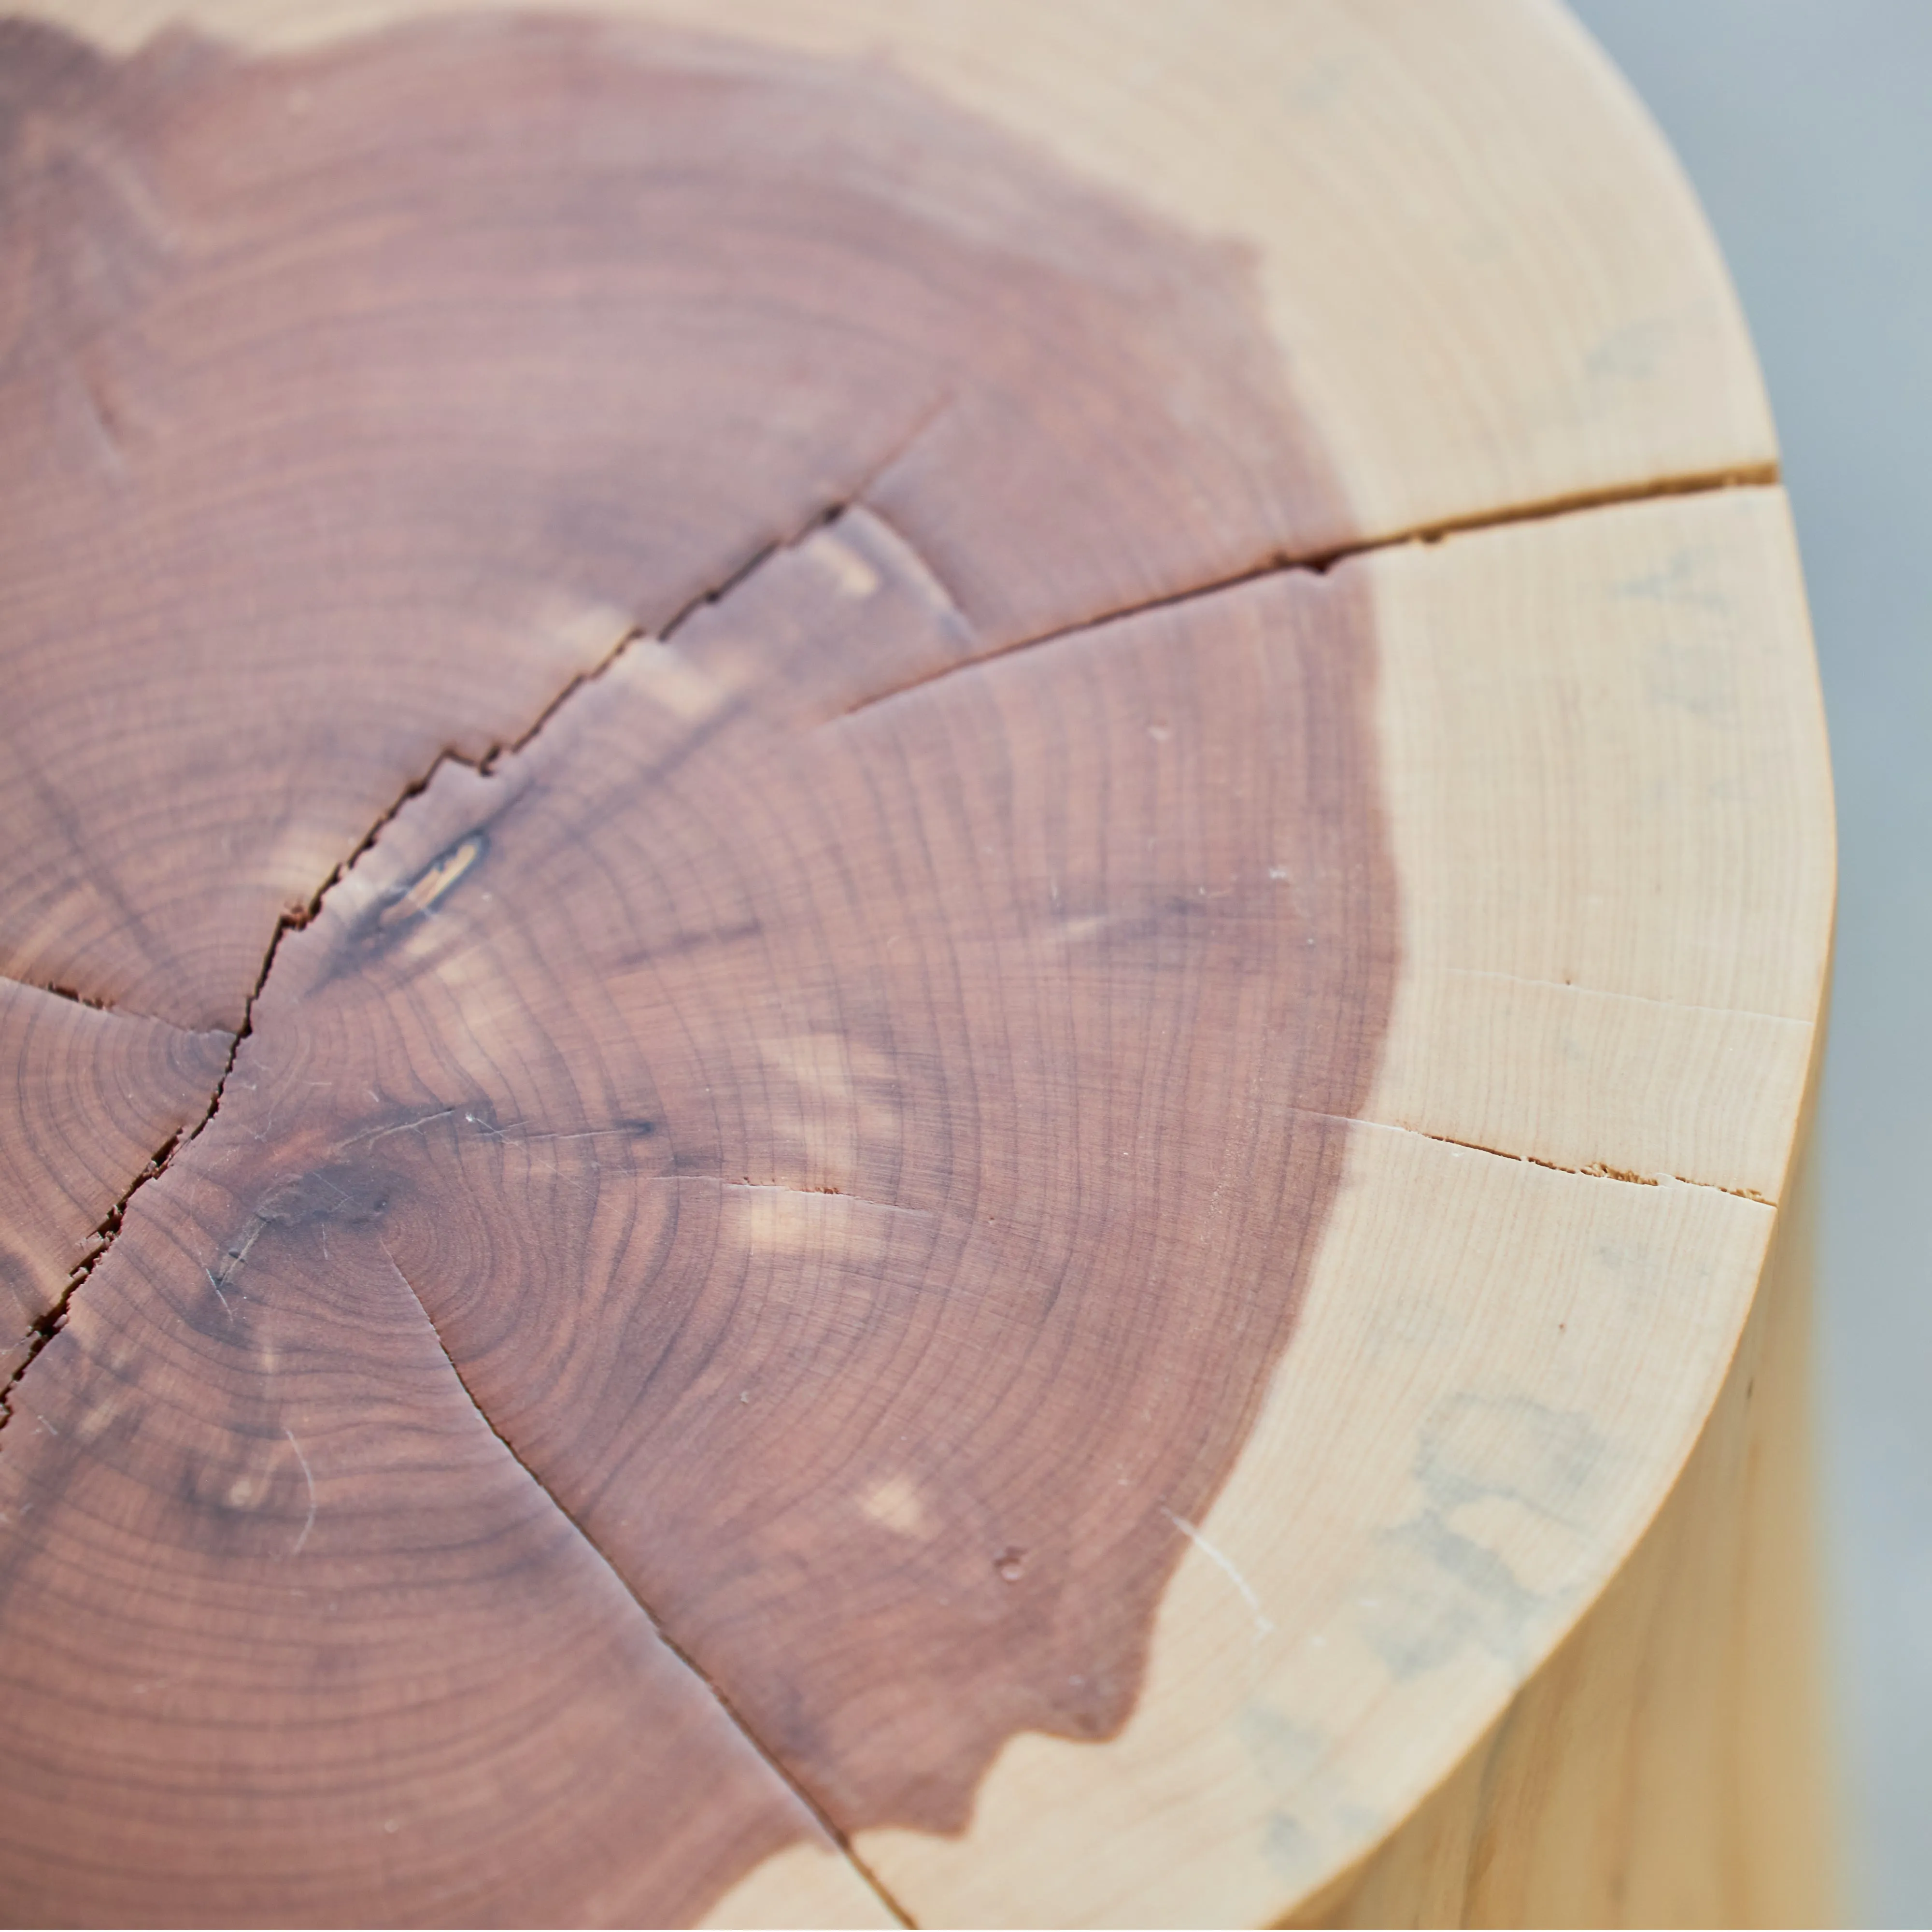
[1563, 5, 1932, 1922]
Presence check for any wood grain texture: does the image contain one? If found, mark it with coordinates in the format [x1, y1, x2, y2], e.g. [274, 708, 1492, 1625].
[849, 490, 1833, 1929]
[0, 2, 1835, 1925]
[26, 0, 1780, 539]
[0, 10, 1386, 1920]
[0, 9, 1338, 1034]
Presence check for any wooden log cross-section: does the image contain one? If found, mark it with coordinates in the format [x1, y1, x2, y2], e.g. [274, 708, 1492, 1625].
[0, 2, 1836, 1925]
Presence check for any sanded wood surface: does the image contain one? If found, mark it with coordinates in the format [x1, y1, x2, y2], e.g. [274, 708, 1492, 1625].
[0, 2, 1833, 1926]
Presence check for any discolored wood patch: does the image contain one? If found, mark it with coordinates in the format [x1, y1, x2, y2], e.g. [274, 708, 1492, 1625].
[0, 12, 1395, 1922]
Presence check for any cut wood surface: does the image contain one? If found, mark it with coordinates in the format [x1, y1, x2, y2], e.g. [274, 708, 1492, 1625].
[0, 2, 1833, 1926]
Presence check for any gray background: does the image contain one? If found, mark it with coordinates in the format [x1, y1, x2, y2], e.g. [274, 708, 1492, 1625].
[1563, 4, 1931, 1922]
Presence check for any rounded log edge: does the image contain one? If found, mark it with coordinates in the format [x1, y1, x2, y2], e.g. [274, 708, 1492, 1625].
[0, 2, 1833, 1926]
[1272, 1014, 1837, 1930]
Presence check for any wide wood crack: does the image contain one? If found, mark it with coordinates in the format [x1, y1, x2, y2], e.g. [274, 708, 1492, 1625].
[0, 1128, 181, 1432]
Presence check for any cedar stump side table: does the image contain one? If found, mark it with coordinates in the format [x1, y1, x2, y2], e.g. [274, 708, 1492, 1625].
[0, 2, 1836, 1925]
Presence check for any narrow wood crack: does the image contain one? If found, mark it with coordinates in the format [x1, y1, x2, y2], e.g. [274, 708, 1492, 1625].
[372, 1239, 915, 1930]
[840, 462, 1782, 721]
[1322, 1109, 1775, 1203]
[722, 1180, 935, 1217]
[0, 970, 232, 1036]
[1440, 965, 1814, 1029]
[14, 979, 112, 1013]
